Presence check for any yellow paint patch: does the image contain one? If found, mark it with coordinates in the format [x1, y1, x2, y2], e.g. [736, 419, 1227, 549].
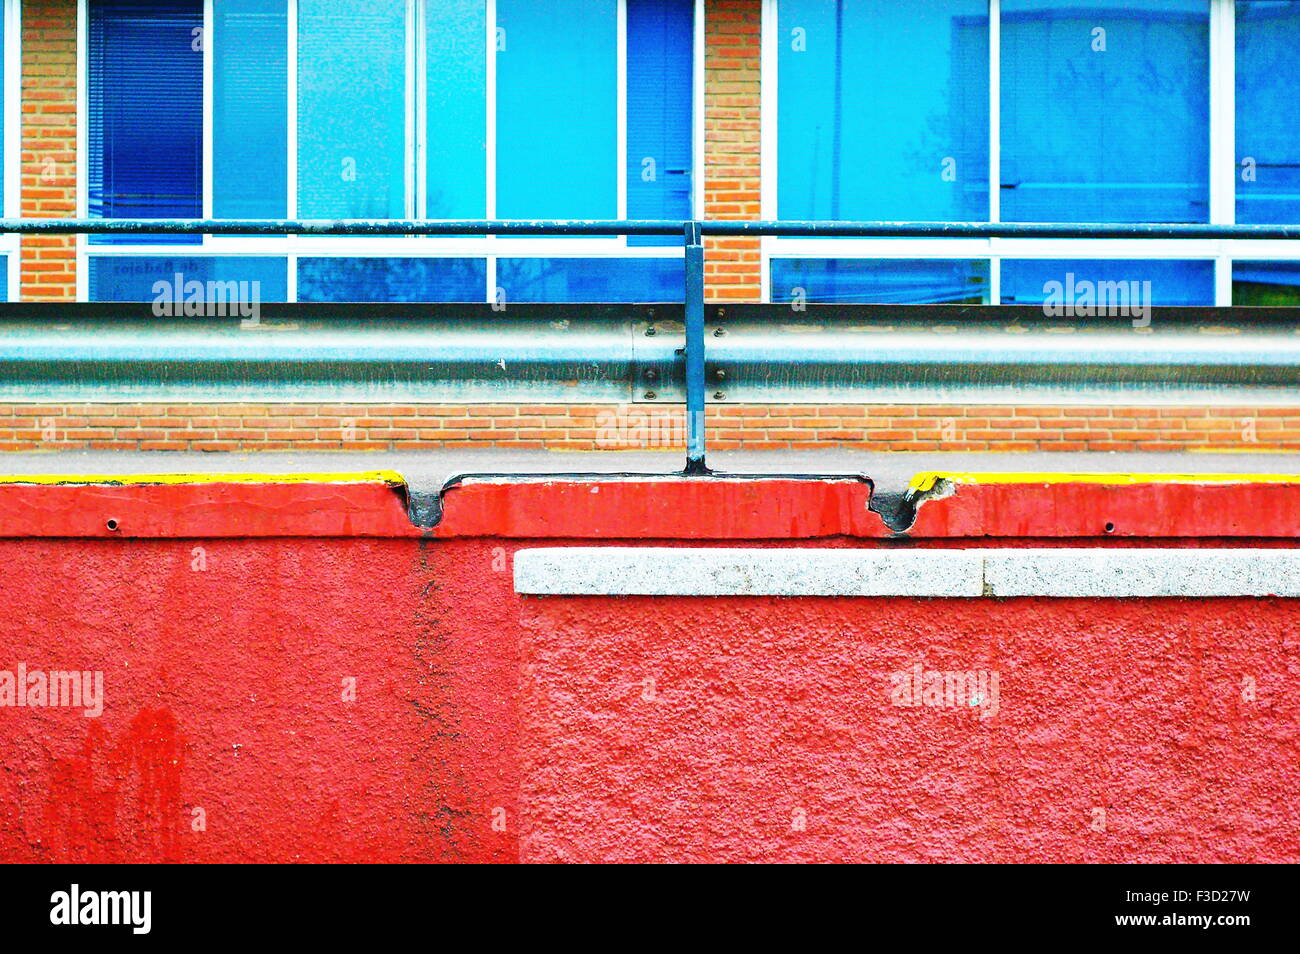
[0, 471, 407, 487]
[908, 471, 1300, 493]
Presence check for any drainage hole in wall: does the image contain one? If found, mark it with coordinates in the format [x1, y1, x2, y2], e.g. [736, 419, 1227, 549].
[106, 518, 120, 532]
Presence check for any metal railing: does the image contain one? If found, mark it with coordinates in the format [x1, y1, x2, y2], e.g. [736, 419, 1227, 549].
[3, 216, 1300, 473]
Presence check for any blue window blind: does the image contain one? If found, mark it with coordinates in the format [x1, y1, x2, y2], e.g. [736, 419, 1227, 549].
[496, 0, 618, 218]
[297, 258, 487, 302]
[214, 0, 288, 219]
[777, 0, 989, 222]
[88, 256, 288, 302]
[497, 258, 683, 303]
[771, 259, 990, 305]
[1236, 2, 1300, 224]
[87, 0, 203, 242]
[627, 0, 694, 246]
[298, 0, 407, 218]
[426, 0, 486, 219]
[1001, 259, 1214, 306]
[1001, 0, 1209, 224]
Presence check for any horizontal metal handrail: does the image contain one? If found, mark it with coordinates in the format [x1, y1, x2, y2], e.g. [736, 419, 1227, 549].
[2, 217, 1298, 473]
[4, 218, 1300, 239]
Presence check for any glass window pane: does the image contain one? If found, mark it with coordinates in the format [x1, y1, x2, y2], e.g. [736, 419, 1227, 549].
[1001, 0, 1209, 223]
[1236, 1, 1300, 224]
[87, 0, 203, 244]
[0, 9, 5, 217]
[497, 258, 683, 302]
[426, 0, 486, 218]
[0, 256, 7, 301]
[1233, 261, 1300, 304]
[1001, 259, 1214, 306]
[88, 256, 289, 302]
[777, 0, 989, 221]
[771, 259, 990, 304]
[496, 0, 618, 218]
[298, 0, 407, 218]
[297, 258, 486, 302]
[627, 0, 695, 246]
[214, 0, 288, 218]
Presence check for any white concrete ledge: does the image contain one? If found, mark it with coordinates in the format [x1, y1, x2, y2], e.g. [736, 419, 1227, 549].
[514, 547, 984, 597]
[514, 547, 1300, 598]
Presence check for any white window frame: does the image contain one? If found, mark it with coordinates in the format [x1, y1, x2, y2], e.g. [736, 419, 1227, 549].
[2, 0, 21, 300]
[76, 0, 704, 302]
[760, 0, 1296, 307]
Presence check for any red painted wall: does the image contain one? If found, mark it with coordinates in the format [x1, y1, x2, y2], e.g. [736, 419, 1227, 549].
[1, 476, 1297, 863]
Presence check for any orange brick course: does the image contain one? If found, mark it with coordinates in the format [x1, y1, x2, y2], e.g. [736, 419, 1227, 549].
[2, 404, 1298, 454]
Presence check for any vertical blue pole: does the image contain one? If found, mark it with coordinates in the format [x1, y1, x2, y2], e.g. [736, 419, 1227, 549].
[683, 220, 708, 474]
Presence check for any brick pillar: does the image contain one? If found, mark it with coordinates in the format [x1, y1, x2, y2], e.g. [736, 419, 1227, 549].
[20, 0, 78, 300]
[703, 0, 761, 302]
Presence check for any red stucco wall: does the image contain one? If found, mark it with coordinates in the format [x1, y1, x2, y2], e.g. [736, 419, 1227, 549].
[1, 475, 1297, 863]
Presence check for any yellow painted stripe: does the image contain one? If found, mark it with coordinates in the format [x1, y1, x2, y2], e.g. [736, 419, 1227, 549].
[0, 471, 406, 487]
[908, 471, 1300, 493]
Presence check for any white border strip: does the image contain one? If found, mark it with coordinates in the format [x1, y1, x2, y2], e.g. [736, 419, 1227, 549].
[515, 547, 1300, 598]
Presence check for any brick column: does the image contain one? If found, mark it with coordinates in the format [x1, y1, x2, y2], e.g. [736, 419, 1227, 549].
[20, 0, 78, 300]
[703, 0, 761, 301]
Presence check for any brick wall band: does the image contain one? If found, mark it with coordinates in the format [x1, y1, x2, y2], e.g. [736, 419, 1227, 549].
[6, 1, 1295, 455]
[1, 404, 1298, 453]
[20, 0, 78, 300]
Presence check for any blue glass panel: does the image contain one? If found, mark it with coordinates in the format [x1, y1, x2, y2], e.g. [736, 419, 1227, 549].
[426, 0, 486, 218]
[1001, 259, 1214, 306]
[1001, 0, 1209, 223]
[777, 0, 988, 221]
[298, 0, 406, 218]
[297, 258, 486, 302]
[771, 259, 990, 304]
[497, 258, 683, 302]
[496, 0, 617, 218]
[0, 11, 5, 217]
[0, 256, 7, 302]
[627, 0, 695, 246]
[214, 0, 288, 218]
[1236, 2, 1300, 224]
[88, 256, 288, 302]
[87, 0, 203, 244]
[1233, 261, 1300, 304]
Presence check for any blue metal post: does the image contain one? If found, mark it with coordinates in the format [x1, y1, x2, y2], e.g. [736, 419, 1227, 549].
[683, 221, 708, 474]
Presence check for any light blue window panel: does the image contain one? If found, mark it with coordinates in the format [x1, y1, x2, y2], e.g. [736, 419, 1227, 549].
[87, 0, 203, 244]
[1001, 260, 1214, 306]
[0, 257, 7, 301]
[1236, 2, 1300, 224]
[771, 259, 990, 304]
[777, 0, 988, 221]
[497, 258, 683, 303]
[1001, 0, 1209, 223]
[214, 0, 288, 218]
[496, 0, 618, 218]
[1233, 261, 1300, 304]
[297, 258, 487, 302]
[88, 256, 288, 302]
[426, 0, 486, 219]
[298, 0, 406, 218]
[0, 10, 5, 217]
[627, 0, 695, 246]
